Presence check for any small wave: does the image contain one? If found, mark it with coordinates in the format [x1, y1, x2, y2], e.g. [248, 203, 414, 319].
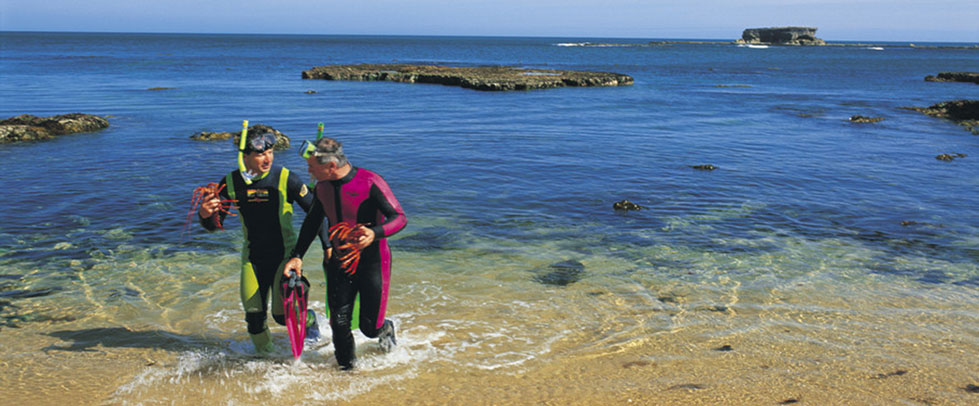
[553, 42, 638, 48]
[865, 47, 884, 51]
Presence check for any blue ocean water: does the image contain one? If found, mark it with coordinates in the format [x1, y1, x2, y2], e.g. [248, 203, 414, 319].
[2, 33, 976, 272]
[0, 32, 977, 403]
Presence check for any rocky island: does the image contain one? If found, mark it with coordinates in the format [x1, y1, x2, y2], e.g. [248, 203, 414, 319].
[301, 64, 633, 91]
[736, 27, 827, 46]
[0, 113, 109, 144]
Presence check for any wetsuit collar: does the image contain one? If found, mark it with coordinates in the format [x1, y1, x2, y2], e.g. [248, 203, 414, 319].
[333, 166, 357, 184]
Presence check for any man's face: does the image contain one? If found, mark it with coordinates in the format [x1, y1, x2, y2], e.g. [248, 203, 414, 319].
[244, 149, 274, 174]
[306, 156, 338, 181]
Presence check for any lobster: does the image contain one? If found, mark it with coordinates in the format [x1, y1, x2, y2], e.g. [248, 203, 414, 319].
[329, 222, 363, 275]
[185, 182, 239, 233]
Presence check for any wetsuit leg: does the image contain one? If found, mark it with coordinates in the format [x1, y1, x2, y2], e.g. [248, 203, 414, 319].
[241, 257, 284, 352]
[270, 259, 287, 326]
[356, 243, 390, 338]
[327, 257, 357, 368]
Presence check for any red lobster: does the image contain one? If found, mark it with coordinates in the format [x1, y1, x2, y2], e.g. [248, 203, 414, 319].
[329, 223, 363, 275]
[184, 182, 239, 233]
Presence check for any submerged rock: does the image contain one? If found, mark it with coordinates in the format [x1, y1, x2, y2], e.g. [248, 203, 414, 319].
[190, 124, 290, 151]
[737, 27, 827, 46]
[533, 260, 585, 286]
[302, 64, 633, 91]
[0, 113, 109, 143]
[667, 383, 706, 391]
[924, 72, 979, 84]
[849, 115, 884, 123]
[613, 200, 648, 211]
[872, 370, 908, 379]
[903, 99, 979, 134]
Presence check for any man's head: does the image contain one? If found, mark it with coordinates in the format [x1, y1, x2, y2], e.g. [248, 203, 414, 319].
[305, 137, 350, 181]
[242, 130, 277, 175]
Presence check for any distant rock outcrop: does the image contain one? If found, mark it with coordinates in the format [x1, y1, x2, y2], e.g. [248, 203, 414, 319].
[737, 27, 826, 46]
[0, 113, 109, 143]
[849, 115, 885, 123]
[902, 100, 979, 134]
[301, 64, 633, 91]
[190, 124, 291, 150]
[924, 72, 979, 85]
[936, 153, 967, 161]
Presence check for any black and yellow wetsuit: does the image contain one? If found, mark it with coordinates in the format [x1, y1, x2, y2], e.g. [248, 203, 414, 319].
[199, 165, 328, 352]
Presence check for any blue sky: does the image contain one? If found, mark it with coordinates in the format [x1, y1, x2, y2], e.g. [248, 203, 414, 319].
[1, 0, 976, 42]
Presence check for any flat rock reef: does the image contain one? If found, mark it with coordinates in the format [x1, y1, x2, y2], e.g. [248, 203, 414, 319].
[924, 72, 979, 84]
[301, 64, 634, 91]
[903, 99, 979, 134]
[0, 113, 109, 143]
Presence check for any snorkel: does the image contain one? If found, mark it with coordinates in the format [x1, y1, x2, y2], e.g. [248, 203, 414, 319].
[300, 122, 325, 188]
[238, 120, 258, 185]
[299, 122, 324, 160]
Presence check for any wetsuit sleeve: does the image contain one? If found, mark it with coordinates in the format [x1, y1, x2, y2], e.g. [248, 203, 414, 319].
[198, 177, 230, 232]
[287, 172, 330, 251]
[291, 191, 328, 259]
[369, 173, 407, 239]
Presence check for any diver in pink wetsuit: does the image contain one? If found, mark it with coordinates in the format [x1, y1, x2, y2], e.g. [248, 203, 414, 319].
[284, 136, 406, 370]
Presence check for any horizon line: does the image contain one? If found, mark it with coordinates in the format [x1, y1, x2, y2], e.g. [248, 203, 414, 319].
[2, 29, 976, 45]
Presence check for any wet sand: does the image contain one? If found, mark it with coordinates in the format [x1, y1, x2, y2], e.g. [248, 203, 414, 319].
[3, 276, 976, 405]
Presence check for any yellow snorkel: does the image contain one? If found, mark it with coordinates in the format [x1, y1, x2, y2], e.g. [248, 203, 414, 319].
[237, 120, 257, 185]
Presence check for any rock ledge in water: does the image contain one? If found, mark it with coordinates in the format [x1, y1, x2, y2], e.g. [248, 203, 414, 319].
[301, 64, 634, 91]
[902, 99, 979, 134]
[613, 200, 648, 211]
[924, 72, 979, 84]
[0, 113, 109, 143]
[849, 115, 885, 123]
[190, 124, 291, 150]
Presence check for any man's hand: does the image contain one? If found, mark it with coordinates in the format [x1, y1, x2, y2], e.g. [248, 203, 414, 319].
[283, 257, 303, 278]
[198, 191, 221, 218]
[349, 225, 375, 251]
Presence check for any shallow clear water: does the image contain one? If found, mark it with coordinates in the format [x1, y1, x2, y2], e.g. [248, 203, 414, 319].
[1, 32, 977, 404]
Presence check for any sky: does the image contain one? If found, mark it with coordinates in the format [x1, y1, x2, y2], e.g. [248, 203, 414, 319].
[0, 0, 976, 42]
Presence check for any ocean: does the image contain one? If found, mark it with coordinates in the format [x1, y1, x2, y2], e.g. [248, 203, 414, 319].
[1, 32, 977, 405]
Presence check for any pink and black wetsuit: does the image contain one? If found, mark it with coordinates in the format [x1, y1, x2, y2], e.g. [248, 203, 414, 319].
[291, 166, 406, 366]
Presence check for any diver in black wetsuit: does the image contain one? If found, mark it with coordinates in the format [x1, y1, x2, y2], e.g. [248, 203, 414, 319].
[197, 129, 329, 353]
